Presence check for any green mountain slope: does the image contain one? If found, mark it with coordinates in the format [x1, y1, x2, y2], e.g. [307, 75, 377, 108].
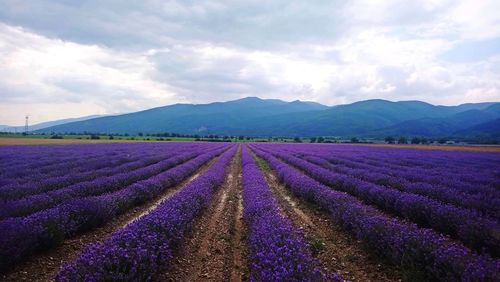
[37, 97, 500, 139]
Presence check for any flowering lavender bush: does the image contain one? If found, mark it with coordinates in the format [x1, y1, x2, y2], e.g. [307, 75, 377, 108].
[0, 145, 226, 219]
[0, 144, 229, 272]
[279, 144, 500, 196]
[55, 146, 237, 281]
[260, 147, 500, 258]
[0, 153, 166, 201]
[241, 146, 340, 281]
[0, 143, 166, 185]
[301, 154, 500, 220]
[251, 145, 500, 281]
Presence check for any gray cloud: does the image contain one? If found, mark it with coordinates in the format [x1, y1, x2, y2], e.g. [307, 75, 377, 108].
[0, 0, 499, 124]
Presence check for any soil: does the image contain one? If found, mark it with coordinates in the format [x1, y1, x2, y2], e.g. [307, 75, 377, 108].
[260, 159, 403, 282]
[162, 147, 248, 282]
[0, 156, 221, 282]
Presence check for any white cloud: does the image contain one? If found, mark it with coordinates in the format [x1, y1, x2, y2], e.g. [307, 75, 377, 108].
[0, 0, 499, 124]
[0, 24, 180, 124]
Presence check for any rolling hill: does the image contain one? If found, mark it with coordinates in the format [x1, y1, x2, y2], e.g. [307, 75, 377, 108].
[1, 115, 105, 133]
[36, 97, 500, 139]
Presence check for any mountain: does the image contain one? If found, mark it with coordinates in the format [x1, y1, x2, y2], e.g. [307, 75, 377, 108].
[369, 105, 500, 137]
[228, 100, 500, 137]
[37, 97, 329, 135]
[245, 99, 447, 136]
[36, 97, 500, 140]
[1, 115, 104, 133]
[454, 118, 500, 140]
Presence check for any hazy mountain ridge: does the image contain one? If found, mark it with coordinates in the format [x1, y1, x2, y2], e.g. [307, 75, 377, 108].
[1, 115, 105, 133]
[35, 97, 500, 139]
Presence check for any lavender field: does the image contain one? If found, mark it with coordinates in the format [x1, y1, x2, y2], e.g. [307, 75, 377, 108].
[0, 142, 499, 281]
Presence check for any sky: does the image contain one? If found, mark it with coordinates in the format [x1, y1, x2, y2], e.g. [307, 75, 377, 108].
[1, 0, 500, 125]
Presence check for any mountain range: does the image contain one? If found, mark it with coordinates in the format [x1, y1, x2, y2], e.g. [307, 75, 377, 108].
[1, 115, 104, 133]
[33, 97, 500, 140]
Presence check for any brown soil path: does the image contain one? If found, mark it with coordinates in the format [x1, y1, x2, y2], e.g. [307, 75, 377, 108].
[0, 156, 221, 282]
[162, 147, 248, 282]
[254, 154, 403, 282]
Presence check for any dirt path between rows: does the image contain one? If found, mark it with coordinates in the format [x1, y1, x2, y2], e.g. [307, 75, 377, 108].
[258, 158, 403, 282]
[1, 156, 221, 282]
[162, 148, 248, 282]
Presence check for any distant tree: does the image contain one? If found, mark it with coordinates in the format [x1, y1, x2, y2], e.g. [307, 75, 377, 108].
[138, 132, 143, 137]
[398, 136, 407, 144]
[109, 135, 114, 140]
[90, 135, 100, 140]
[293, 137, 302, 143]
[350, 137, 359, 143]
[411, 137, 421, 144]
[421, 137, 428, 144]
[238, 136, 244, 140]
[50, 135, 63, 139]
[385, 136, 395, 144]
[438, 138, 447, 144]
[310, 137, 317, 143]
[317, 136, 325, 143]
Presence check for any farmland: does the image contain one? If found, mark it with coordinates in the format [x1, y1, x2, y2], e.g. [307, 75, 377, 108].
[0, 142, 499, 281]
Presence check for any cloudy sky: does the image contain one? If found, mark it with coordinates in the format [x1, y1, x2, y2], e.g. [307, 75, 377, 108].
[1, 0, 499, 125]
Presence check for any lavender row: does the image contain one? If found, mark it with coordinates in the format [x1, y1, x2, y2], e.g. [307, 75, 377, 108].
[2, 143, 215, 191]
[340, 148, 498, 191]
[0, 145, 99, 171]
[275, 145, 500, 214]
[360, 149, 498, 178]
[0, 144, 127, 180]
[0, 153, 169, 201]
[251, 146, 500, 281]
[302, 154, 500, 220]
[0, 143, 184, 186]
[55, 145, 237, 281]
[280, 144, 499, 192]
[0, 150, 151, 188]
[0, 145, 230, 272]
[241, 146, 336, 281]
[1, 153, 110, 185]
[0, 147, 213, 220]
[320, 152, 500, 197]
[261, 146, 500, 258]
[0, 143, 182, 183]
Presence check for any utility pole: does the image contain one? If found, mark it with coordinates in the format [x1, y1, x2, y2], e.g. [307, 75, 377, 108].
[25, 115, 29, 134]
